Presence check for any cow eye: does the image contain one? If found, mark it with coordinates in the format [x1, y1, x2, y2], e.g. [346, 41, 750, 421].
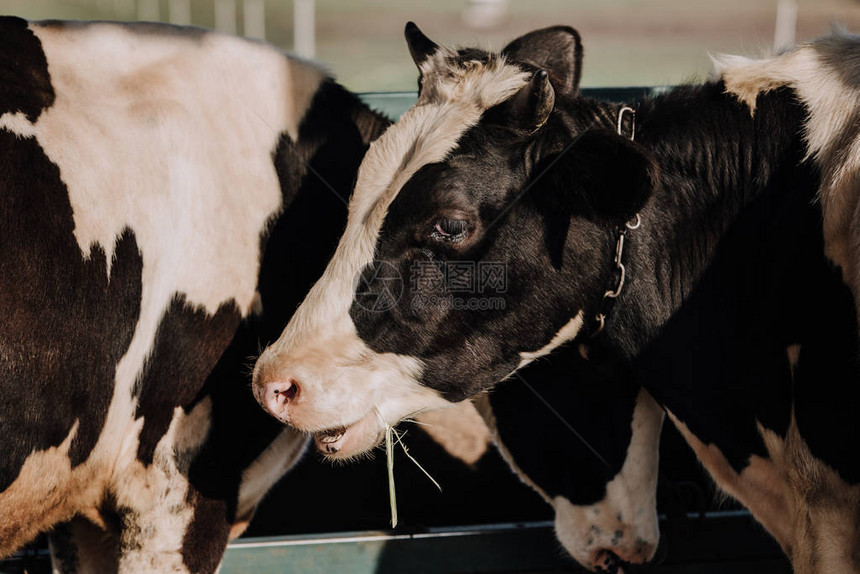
[431, 218, 470, 242]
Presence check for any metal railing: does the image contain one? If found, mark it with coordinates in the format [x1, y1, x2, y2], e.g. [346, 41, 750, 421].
[0, 512, 790, 574]
[55, 0, 270, 40]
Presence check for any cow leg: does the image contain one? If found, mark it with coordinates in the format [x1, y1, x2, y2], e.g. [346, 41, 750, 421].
[113, 491, 231, 574]
[113, 502, 191, 573]
[785, 421, 860, 574]
[791, 508, 860, 574]
[109, 398, 233, 573]
[49, 517, 120, 574]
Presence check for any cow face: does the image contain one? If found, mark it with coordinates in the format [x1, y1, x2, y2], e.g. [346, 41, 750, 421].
[253, 24, 656, 459]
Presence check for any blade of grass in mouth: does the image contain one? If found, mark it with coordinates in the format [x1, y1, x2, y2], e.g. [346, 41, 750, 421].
[386, 424, 397, 528]
[384, 424, 443, 529]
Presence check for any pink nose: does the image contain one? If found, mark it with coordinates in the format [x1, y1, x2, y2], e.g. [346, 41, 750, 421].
[263, 379, 300, 419]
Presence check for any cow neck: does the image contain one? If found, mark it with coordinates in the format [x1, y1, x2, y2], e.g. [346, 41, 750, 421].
[597, 82, 810, 359]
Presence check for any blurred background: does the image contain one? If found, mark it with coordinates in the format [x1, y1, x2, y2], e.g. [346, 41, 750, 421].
[1, 0, 859, 91]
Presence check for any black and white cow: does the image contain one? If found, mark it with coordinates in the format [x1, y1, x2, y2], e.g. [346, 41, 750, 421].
[475, 348, 663, 571]
[0, 16, 387, 571]
[253, 23, 860, 573]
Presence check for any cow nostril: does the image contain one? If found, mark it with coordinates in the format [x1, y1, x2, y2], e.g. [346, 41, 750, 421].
[265, 379, 300, 415]
[273, 380, 299, 402]
[594, 549, 621, 574]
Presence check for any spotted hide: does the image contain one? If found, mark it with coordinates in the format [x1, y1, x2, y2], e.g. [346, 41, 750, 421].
[0, 17, 388, 572]
[254, 24, 860, 574]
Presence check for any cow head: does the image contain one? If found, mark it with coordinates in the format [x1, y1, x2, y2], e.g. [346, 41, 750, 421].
[253, 24, 657, 462]
[475, 340, 664, 571]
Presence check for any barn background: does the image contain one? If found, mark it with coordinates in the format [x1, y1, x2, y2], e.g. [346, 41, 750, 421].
[3, 0, 860, 90]
[2, 1, 859, 572]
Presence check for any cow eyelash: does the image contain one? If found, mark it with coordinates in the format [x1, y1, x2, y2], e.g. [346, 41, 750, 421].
[431, 218, 469, 242]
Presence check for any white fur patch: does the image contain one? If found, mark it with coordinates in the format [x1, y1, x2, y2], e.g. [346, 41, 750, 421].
[552, 390, 662, 566]
[717, 41, 860, 164]
[0, 422, 102, 556]
[670, 407, 860, 571]
[28, 22, 317, 312]
[518, 312, 584, 369]
[0, 111, 38, 138]
[110, 402, 211, 572]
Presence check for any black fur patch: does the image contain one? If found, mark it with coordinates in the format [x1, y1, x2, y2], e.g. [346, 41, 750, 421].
[0, 17, 55, 121]
[48, 523, 78, 573]
[48, 516, 120, 573]
[0, 130, 141, 489]
[134, 296, 241, 466]
[260, 80, 386, 332]
[620, 86, 846, 476]
[791, 269, 860, 483]
[181, 490, 231, 574]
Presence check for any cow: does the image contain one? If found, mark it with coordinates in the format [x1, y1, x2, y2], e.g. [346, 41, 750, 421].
[252, 23, 860, 573]
[474, 347, 664, 572]
[0, 16, 388, 571]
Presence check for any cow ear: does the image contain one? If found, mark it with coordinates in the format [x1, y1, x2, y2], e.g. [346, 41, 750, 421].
[548, 129, 657, 226]
[502, 26, 583, 96]
[404, 22, 440, 68]
[484, 70, 555, 133]
[568, 130, 656, 224]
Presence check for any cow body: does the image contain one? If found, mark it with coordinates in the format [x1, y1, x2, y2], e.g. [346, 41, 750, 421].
[625, 79, 859, 567]
[0, 17, 386, 571]
[254, 24, 860, 573]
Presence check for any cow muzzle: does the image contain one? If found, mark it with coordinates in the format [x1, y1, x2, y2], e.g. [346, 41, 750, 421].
[252, 335, 448, 460]
[253, 372, 386, 458]
[252, 363, 385, 459]
[553, 496, 659, 574]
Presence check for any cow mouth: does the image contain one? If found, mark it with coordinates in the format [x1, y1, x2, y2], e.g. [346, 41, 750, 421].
[313, 426, 348, 453]
[595, 550, 630, 574]
[310, 410, 383, 458]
